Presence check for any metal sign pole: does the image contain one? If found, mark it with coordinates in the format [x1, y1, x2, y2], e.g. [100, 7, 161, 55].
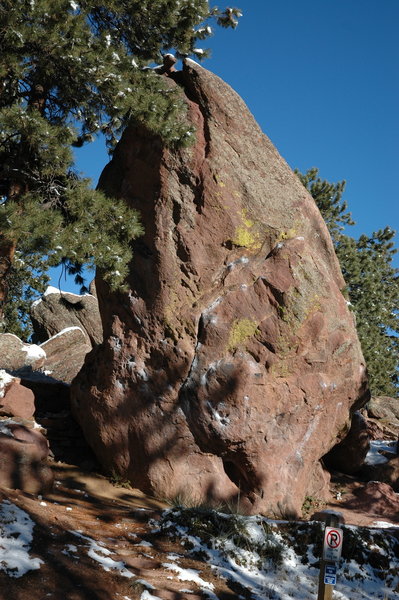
[317, 511, 343, 600]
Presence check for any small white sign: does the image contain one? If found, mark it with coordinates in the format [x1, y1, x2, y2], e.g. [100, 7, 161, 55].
[323, 527, 343, 562]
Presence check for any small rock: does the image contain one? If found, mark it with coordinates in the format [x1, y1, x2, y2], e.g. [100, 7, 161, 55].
[0, 376, 35, 419]
[0, 419, 53, 493]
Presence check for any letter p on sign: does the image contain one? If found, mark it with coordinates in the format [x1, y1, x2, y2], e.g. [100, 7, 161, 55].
[323, 526, 343, 562]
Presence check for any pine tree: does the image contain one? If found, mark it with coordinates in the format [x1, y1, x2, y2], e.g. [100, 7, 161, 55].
[297, 168, 399, 396]
[0, 0, 240, 328]
[1, 248, 49, 340]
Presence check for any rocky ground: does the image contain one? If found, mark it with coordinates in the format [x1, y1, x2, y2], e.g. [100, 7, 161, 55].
[1, 395, 398, 600]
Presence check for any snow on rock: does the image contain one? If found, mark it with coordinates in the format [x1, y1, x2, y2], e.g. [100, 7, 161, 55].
[140, 592, 163, 600]
[0, 334, 46, 371]
[21, 343, 46, 364]
[0, 370, 14, 398]
[0, 500, 43, 578]
[40, 326, 84, 344]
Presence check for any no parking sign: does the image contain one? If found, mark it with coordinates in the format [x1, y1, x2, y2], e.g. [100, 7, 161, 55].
[323, 526, 343, 562]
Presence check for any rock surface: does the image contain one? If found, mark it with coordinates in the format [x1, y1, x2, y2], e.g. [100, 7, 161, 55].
[0, 419, 53, 494]
[341, 481, 399, 517]
[0, 373, 35, 419]
[72, 60, 368, 517]
[40, 327, 92, 384]
[323, 411, 370, 475]
[367, 396, 399, 436]
[30, 285, 103, 346]
[0, 333, 46, 372]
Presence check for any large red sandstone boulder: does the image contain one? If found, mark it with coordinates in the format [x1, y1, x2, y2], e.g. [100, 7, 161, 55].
[0, 419, 53, 494]
[31, 285, 103, 346]
[71, 60, 368, 517]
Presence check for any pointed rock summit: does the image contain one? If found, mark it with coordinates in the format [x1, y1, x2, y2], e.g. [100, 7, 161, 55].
[72, 60, 368, 517]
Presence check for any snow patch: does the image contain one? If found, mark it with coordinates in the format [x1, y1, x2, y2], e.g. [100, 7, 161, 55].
[70, 531, 134, 578]
[365, 439, 397, 465]
[140, 592, 163, 600]
[0, 500, 43, 577]
[21, 343, 46, 363]
[162, 562, 214, 590]
[40, 326, 83, 346]
[0, 370, 14, 398]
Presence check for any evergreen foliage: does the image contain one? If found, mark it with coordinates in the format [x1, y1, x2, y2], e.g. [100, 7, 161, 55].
[2, 249, 49, 340]
[0, 0, 240, 331]
[297, 168, 399, 396]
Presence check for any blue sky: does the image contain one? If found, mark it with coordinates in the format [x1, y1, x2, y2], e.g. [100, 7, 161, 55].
[54, 0, 399, 290]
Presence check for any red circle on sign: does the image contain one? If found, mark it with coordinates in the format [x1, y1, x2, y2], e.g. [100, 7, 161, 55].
[327, 529, 341, 549]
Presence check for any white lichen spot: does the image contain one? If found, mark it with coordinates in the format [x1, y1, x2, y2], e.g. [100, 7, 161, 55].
[110, 336, 122, 352]
[137, 369, 149, 382]
[207, 401, 230, 426]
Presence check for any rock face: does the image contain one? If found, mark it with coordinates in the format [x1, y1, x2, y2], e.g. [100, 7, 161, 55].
[0, 372, 35, 419]
[323, 411, 370, 475]
[342, 481, 399, 518]
[40, 327, 92, 384]
[0, 419, 53, 494]
[0, 333, 46, 372]
[71, 60, 368, 517]
[367, 396, 399, 435]
[31, 286, 103, 346]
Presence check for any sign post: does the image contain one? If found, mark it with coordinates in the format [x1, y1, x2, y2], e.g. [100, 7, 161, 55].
[317, 511, 343, 600]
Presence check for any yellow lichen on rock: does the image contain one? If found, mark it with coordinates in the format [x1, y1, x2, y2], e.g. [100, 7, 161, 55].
[228, 318, 259, 350]
[231, 209, 262, 250]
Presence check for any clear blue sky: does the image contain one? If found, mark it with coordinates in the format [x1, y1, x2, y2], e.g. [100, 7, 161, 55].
[54, 0, 399, 290]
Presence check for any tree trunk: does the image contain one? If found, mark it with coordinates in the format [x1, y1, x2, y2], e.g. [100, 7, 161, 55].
[0, 181, 24, 324]
[0, 239, 16, 323]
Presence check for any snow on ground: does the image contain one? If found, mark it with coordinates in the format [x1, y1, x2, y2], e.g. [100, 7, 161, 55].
[69, 530, 134, 578]
[0, 497, 398, 598]
[0, 500, 43, 578]
[365, 439, 398, 465]
[154, 507, 399, 600]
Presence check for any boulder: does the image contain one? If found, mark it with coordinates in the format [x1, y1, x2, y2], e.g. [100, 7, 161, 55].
[323, 411, 370, 474]
[0, 333, 46, 372]
[40, 327, 92, 385]
[361, 455, 399, 492]
[31, 285, 103, 346]
[0, 372, 35, 419]
[367, 396, 399, 435]
[342, 481, 399, 519]
[71, 60, 368, 517]
[375, 457, 399, 491]
[0, 419, 53, 494]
